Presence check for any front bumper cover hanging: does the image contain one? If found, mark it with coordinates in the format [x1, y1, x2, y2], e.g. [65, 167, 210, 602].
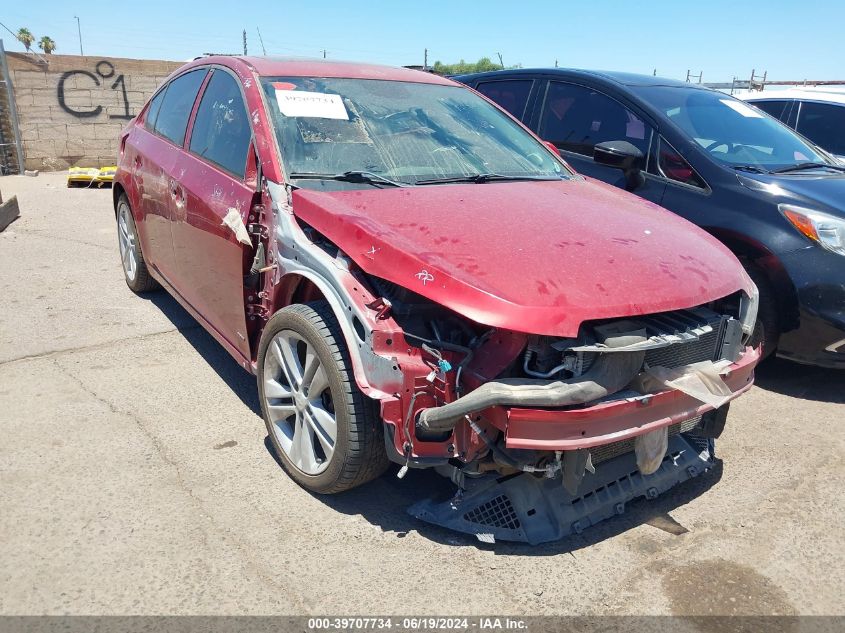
[408, 433, 713, 545]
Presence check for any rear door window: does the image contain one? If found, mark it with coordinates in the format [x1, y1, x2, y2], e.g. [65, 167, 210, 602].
[153, 69, 207, 146]
[539, 81, 652, 157]
[475, 79, 533, 120]
[189, 70, 251, 178]
[751, 99, 791, 122]
[796, 101, 845, 156]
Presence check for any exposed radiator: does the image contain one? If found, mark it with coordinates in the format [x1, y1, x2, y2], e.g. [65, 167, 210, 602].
[590, 416, 703, 465]
[577, 308, 729, 375]
[644, 326, 721, 368]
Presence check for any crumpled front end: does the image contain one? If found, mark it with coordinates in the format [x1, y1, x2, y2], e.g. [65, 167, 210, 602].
[378, 286, 760, 543]
[264, 181, 760, 543]
[398, 295, 759, 461]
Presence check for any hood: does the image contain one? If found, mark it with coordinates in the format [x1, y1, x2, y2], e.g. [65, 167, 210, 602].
[737, 171, 845, 218]
[291, 178, 750, 337]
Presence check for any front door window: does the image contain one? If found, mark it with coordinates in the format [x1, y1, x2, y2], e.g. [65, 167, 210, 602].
[539, 81, 653, 157]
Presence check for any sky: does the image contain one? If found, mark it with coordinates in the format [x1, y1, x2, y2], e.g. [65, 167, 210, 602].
[3, 0, 844, 83]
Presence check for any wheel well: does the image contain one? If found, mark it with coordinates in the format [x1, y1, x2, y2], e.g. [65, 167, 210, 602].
[112, 182, 126, 217]
[271, 273, 325, 313]
[705, 228, 799, 332]
[249, 275, 326, 363]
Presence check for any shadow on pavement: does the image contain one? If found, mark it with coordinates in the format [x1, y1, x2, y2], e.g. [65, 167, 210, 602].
[144, 291, 261, 415]
[266, 435, 723, 554]
[754, 356, 844, 403]
[141, 288, 731, 553]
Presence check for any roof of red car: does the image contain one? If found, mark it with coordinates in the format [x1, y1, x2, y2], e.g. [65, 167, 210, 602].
[204, 56, 455, 86]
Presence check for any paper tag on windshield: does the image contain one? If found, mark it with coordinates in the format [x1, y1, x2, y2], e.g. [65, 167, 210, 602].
[720, 99, 763, 118]
[275, 90, 348, 120]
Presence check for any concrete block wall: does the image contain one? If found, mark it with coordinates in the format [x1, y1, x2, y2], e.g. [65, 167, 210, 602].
[6, 53, 183, 170]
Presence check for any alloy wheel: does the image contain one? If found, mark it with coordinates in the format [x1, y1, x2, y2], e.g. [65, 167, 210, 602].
[263, 330, 337, 475]
[117, 204, 138, 282]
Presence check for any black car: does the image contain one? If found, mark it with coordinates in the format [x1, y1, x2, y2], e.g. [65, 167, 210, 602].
[456, 69, 845, 369]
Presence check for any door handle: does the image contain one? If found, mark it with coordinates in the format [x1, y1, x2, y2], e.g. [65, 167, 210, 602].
[133, 155, 142, 169]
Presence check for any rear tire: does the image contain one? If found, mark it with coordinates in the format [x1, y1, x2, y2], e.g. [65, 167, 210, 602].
[744, 264, 779, 359]
[116, 195, 159, 293]
[257, 302, 389, 494]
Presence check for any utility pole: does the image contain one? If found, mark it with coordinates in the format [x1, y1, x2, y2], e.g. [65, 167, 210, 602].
[554, 59, 558, 68]
[256, 27, 266, 55]
[424, 48, 428, 71]
[322, 49, 327, 59]
[497, 52, 504, 69]
[74, 15, 83, 56]
[242, 30, 247, 55]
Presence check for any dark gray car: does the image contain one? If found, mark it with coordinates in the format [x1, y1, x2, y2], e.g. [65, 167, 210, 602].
[457, 69, 845, 368]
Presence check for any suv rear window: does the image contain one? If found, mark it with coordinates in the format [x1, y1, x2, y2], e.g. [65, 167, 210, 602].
[797, 101, 845, 156]
[751, 100, 791, 122]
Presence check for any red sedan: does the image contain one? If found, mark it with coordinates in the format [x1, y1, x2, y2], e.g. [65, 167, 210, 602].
[114, 56, 761, 543]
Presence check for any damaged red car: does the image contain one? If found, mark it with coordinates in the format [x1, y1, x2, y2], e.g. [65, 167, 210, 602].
[114, 56, 761, 544]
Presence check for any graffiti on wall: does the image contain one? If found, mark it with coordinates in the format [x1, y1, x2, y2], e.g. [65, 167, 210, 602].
[57, 60, 133, 120]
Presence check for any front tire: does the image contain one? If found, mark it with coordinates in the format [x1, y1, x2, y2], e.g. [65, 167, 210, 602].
[257, 302, 389, 494]
[744, 264, 779, 359]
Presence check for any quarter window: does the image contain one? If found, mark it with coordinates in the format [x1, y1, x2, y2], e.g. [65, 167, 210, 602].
[539, 82, 652, 156]
[153, 69, 207, 146]
[189, 70, 251, 178]
[475, 80, 533, 120]
[653, 136, 705, 188]
[144, 89, 166, 132]
[796, 101, 845, 156]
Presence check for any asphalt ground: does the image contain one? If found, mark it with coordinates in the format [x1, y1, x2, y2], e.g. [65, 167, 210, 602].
[0, 172, 843, 616]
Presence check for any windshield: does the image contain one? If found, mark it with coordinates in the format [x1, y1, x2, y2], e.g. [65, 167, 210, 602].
[636, 86, 830, 171]
[260, 77, 568, 186]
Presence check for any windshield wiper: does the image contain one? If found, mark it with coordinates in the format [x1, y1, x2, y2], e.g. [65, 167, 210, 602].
[771, 162, 845, 174]
[731, 164, 769, 174]
[415, 173, 561, 185]
[289, 171, 408, 187]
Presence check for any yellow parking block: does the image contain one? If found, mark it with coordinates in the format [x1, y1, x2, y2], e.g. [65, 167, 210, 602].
[67, 166, 117, 187]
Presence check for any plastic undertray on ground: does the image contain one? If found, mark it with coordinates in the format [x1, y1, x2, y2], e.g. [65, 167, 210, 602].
[67, 166, 116, 187]
[408, 433, 713, 544]
[0, 194, 20, 232]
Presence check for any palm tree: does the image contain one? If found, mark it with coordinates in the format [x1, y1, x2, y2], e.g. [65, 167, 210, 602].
[38, 36, 56, 55]
[17, 28, 34, 52]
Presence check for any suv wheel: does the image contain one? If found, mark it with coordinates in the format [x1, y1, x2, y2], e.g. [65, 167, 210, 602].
[744, 264, 779, 359]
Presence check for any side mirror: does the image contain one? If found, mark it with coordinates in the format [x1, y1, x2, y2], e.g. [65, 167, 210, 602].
[593, 140, 645, 191]
[544, 141, 561, 157]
